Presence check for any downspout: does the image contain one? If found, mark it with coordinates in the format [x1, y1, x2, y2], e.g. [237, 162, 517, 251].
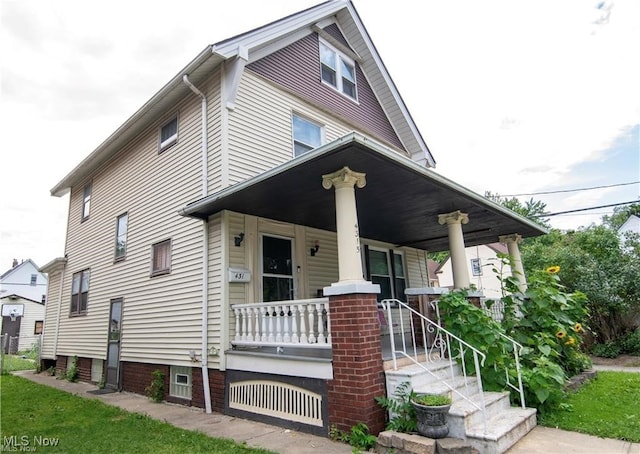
[183, 74, 212, 414]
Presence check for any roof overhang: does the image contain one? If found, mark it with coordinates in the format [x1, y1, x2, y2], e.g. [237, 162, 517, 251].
[181, 134, 547, 252]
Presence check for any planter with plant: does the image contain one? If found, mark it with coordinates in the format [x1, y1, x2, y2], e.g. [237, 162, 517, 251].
[411, 393, 452, 439]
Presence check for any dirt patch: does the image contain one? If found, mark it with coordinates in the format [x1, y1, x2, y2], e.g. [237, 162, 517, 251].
[590, 354, 640, 368]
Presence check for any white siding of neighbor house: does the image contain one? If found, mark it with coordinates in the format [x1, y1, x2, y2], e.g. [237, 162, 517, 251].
[53, 77, 220, 368]
[227, 71, 355, 185]
[1, 298, 45, 352]
[437, 245, 511, 300]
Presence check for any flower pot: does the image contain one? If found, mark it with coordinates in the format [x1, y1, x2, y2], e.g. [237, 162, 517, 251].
[411, 399, 451, 439]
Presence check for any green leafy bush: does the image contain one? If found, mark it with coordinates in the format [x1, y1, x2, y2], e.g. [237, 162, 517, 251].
[375, 381, 417, 433]
[329, 422, 377, 452]
[591, 342, 621, 358]
[621, 328, 640, 355]
[145, 369, 165, 403]
[65, 356, 79, 382]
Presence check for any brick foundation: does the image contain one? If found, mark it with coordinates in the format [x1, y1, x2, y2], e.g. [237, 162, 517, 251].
[326, 293, 386, 435]
[55, 355, 91, 382]
[191, 366, 226, 412]
[121, 361, 170, 398]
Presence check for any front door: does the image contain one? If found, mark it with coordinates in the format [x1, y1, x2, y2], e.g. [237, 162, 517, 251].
[105, 298, 123, 389]
[261, 235, 295, 302]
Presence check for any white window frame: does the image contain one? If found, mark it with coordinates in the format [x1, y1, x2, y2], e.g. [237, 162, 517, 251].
[159, 116, 178, 151]
[170, 366, 192, 399]
[292, 113, 324, 157]
[319, 38, 357, 101]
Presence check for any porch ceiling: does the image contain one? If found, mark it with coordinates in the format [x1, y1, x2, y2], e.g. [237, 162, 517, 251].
[181, 133, 547, 252]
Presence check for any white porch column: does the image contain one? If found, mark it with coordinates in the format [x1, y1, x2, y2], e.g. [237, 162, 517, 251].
[438, 210, 470, 289]
[322, 166, 367, 284]
[499, 233, 527, 292]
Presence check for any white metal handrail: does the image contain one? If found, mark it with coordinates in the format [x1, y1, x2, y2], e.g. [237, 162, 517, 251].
[381, 298, 488, 432]
[431, 299, 527, 409]
[231, 298, 331, 349]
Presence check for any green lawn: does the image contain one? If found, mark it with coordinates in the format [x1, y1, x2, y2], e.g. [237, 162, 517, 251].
[0, 375, 275, 453]
[539, 371, 640, 442]
[1, 355, 38, 373]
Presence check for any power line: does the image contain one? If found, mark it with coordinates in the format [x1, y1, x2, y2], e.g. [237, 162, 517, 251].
[501, 180, 639, 197]
[534, 200, 639, 218]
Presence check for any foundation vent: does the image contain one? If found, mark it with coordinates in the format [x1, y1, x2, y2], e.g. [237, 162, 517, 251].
[229, 380, 323, 427]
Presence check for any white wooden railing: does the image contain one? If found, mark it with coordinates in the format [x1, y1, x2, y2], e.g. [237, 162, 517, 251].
[231, 298, 331, 349]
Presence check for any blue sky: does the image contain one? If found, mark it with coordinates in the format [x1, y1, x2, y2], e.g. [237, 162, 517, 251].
[0, 0, 638, 269]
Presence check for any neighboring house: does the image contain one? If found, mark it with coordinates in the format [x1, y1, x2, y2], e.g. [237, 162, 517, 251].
[1, 259, 47, 353]
[618, 215, 640, 247]
[436, 243, 511, 300]
[40, 0, 545, 439]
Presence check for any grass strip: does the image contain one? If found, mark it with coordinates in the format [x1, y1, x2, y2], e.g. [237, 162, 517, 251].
[539, 371, 640, 442]
[0, 374, 275, 453]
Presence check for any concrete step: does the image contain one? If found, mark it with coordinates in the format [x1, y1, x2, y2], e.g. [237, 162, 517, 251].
[465, 406, 537, 454]
[447, 391, 512, 438]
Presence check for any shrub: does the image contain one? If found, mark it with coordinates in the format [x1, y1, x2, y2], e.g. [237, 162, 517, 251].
[375, 381, 417, 433]
[330, 423, 377, 452]
[145, 370, 165, 403]
[621, 328, 640, 355]
[65, 356, 79, 382]
[591, 342, 622, 358]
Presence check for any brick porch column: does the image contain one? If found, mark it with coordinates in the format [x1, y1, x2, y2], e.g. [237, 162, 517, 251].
[325, 293, 386, 435]
[322, 166, 385, 434]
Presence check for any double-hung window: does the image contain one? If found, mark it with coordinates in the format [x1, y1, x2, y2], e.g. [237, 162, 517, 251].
[365, 247, 407, 303]
[71, 269, 90, 315]
[319, 40, 357, 100]
[151, 239, 171, 276]
[292, 114, 323, 157]
[115, 213, 128, 261]
[159, 116, 178, 151]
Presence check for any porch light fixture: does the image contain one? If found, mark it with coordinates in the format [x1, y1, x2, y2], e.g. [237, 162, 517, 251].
[310, 240, 320, 256]
[234, 233, 245, 247]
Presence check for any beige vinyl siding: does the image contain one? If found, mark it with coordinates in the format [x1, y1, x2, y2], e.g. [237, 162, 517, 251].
[227, 212, 247, 306]
[41, 269, 63, 359]
[403, 247, 432, 290]
[305, 228, 338, 298]
[206, 213, 224, 369]
[227, 71, 354, 185]
[56, 86, 207, 367]
[205, 70, 224, 193]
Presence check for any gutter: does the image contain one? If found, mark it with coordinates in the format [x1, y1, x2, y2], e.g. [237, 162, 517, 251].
[183, 75, 212, 414]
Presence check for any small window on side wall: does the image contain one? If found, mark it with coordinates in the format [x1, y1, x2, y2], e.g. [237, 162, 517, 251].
[319, 39, 357, 101]
[151, 239, 171, 276]
[159, 116, 178, 152]
[115, 213, 128, 261]
[82, 183, 92, 220]
[34, 321, 43, 335]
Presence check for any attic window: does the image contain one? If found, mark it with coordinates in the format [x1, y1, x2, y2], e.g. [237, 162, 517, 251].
[30, 274, 37, 286]
[159, 116, 178, 151]
[319, 39, 357, 100]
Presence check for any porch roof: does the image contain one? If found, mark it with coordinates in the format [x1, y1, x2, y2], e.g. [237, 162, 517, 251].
[180, 133, 547, 252]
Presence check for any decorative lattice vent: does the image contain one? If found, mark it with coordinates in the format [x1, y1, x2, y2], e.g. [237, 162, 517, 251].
[229, 380, 323, 427]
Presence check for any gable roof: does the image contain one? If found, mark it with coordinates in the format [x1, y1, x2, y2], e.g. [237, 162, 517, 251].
[0, 259, 42, 281]
[618, 215, 640, 234]
[51, 0, 434, 197]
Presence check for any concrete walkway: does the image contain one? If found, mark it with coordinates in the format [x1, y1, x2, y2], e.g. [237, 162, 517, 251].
[12, 366, 640, 454]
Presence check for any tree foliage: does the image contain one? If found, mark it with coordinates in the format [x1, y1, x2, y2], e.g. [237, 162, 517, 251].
[484, 191, 551, 228]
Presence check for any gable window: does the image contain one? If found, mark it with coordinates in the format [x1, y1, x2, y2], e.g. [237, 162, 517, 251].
[71, 269, 90, 315]
[30, 274, 37, 286]
[292, 114, 323, 157]
[115, 213, 128, 261]
[82, 183, 92, 220]
[365, 247, 406, 303]
[151, 239, 171, 276]
[170, 366, 192, 399]
[159, 116, 178, 151]
[319, 40, 357, 100]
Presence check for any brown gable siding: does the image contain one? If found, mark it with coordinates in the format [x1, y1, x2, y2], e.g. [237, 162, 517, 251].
[247, 32, 404, 151]
[323, 23, 350, 48]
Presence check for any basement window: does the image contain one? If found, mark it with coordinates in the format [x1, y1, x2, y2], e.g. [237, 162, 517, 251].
[170, 366, 192, 399]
